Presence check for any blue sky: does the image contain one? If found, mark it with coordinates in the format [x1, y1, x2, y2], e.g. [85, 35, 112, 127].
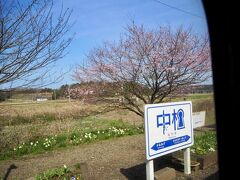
[50, 0, 210, 88]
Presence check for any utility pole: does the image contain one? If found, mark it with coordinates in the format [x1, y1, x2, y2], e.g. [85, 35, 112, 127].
[54, 89, 56, 100]
[68, 84, 71, 103]
[121, 82, 124, 104]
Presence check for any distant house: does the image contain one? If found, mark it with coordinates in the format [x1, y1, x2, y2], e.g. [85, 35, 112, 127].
[36, 96, 48, 101]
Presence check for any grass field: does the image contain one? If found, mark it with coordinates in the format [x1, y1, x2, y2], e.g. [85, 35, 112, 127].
[0, 93, 215, 160]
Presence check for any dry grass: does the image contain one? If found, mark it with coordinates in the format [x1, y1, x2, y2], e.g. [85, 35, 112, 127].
[0, 94, 215, 153]
[97, 109, 143, 125]
[0, 100, 111, 151]
[191, 95, 216, 125]
[1, 100, 98, 118]
[0, 100, 139, 151]
[0, 100, 111, 127]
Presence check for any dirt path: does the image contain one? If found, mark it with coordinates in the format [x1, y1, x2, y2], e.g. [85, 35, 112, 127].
[0, 135, 146, 180]
[0, 135, 218, 180]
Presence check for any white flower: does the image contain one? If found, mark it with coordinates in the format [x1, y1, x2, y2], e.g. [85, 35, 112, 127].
[30, 142, 33, 145]
[63, 164, 67, 169]
[209, 147, 215, 152]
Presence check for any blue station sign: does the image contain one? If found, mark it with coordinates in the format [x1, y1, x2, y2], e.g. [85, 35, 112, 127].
[144, 101, 194, 160]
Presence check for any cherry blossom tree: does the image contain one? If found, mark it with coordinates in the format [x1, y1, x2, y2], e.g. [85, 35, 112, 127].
[73, 23, 211, 117]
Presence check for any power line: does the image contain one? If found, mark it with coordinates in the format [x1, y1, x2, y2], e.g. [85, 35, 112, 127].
[154, 0, 204, 19]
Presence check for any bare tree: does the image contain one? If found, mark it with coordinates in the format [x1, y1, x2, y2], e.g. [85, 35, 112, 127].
[0, 0, 73, 88]
[73, 23, 211, 117]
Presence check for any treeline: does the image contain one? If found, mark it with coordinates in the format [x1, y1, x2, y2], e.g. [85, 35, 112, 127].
[0, 91, 11, 102]
[0, 85, 77, 101]
[0, 88, 54, 102]
[191, 85, 213, 94]
[0, 83, 213, 102]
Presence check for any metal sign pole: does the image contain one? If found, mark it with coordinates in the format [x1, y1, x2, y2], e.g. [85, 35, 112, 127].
[184, 147, 191, 174]
[146, 160, 154, 180]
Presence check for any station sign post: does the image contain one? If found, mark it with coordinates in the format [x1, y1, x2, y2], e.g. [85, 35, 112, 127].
[144, 101, 194, 179]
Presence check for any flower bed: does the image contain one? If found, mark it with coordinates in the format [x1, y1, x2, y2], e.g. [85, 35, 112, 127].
[171, 131, 218, 170]
[191, 131, 218, 169]
[0, 125, 144, 160]
[36, 164, 82, 180]
[191, 131, 217, 155]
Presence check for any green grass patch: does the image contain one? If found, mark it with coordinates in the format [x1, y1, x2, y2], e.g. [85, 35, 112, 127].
[55, 135, 68, 148]
[34, 113, 57, 122]
[0, 113, 57, 126]
[191, 131, 217, 155]
[0, 122, 144, 161]
[186, 93, 213, 100]
[75, 117, 132, 132]
[35, 164, 81, 180]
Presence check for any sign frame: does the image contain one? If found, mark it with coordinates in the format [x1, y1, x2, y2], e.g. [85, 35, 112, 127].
[144, 101, 194, 160]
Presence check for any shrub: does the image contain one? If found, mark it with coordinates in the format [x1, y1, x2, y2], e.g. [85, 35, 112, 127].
[36, 165, 71, 180]
[191, 131, 217, 155]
